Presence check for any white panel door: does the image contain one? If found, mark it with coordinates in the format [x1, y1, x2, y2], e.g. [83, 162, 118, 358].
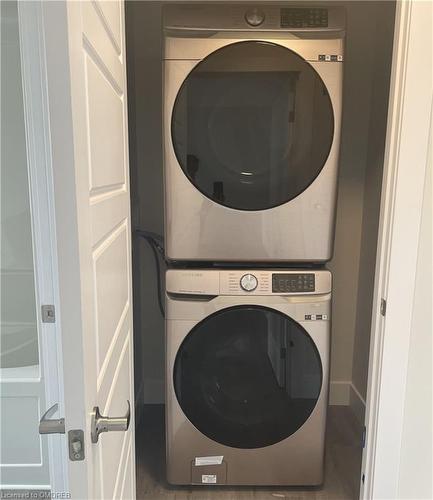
[40, 1, 135, 498]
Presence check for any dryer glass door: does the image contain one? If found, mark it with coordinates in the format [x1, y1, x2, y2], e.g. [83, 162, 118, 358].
[171, 41, 334, 211]
[173, 305, 323, 449]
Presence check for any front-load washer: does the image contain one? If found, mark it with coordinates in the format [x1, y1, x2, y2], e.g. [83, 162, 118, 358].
[163, 5, 345, 262]
[166, 268, 331, 485]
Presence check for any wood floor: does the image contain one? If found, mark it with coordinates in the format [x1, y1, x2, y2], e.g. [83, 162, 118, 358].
[135, 405, 363, 500]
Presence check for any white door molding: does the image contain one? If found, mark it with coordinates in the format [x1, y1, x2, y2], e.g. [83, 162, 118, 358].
[361, 1, 432, 498]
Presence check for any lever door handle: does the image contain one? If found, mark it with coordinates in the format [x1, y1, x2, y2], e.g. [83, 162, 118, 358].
[39, 403, 65, 434]
[90, 400, 130, 443]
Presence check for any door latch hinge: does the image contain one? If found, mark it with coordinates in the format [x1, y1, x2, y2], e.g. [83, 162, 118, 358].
[380, 298, 387, 316]
[41, 304, 56, 323]
[361, 425, 366, 448]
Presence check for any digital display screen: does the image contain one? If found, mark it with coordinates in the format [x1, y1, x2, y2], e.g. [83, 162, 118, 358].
[272, 273, 315, 293]
[281, 8, 328, 28]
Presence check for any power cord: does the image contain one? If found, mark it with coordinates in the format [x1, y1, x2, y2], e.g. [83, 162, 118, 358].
[134, 230, 166, 318]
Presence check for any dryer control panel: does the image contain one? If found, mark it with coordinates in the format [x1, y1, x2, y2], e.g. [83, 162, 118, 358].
[164, 4, 345, 33]
[281, 8, 328, 28]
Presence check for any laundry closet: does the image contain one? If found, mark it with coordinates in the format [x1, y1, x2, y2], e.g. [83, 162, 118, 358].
[125, 2, 396, 498]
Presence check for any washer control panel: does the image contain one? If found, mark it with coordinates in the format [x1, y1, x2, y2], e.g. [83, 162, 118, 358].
[240, 273, 258, 292]
[166, 270, 331, 296]
[224, 271, 270, 294]
[272, 273, 315, 293]
[219, 271, 323, 295]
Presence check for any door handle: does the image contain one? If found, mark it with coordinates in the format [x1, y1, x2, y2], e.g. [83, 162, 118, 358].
[39, 403, 65, 434]
[90, 400, 130, 443]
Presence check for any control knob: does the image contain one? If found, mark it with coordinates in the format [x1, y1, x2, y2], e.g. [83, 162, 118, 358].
[244, 8, 265, 27]
[240, 273, 258, 292]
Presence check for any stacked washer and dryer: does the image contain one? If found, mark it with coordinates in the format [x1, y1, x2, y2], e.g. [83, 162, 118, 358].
[162, 3, 345, 487]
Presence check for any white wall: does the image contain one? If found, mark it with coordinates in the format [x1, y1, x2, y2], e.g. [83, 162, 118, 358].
[397, 110, 432, 500]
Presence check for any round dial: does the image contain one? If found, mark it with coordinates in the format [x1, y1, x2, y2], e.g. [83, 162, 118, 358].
[244, 8, 265, 27]
[240, 273, 258, 292]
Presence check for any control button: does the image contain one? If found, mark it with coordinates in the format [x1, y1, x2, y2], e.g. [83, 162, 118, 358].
[240, 273, 258, 292]
[245, 8, 265, 26]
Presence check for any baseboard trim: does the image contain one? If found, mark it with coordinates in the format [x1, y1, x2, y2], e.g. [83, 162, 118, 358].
[329, 380, 366, 420]
[349, 382, 366, 425]
[136, 379, 365, 416]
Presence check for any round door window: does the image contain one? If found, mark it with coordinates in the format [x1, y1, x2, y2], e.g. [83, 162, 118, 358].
[171, 41, 334, 211]
[173, 305, 323, 449]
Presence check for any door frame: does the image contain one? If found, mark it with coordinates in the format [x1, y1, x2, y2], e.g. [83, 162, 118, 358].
[16, 0, 68, 494]
[360, 1, 432, 498]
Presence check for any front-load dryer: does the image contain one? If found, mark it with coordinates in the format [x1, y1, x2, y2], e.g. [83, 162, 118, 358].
[166, 268, 331, 485]
[163, 5, 345, 262]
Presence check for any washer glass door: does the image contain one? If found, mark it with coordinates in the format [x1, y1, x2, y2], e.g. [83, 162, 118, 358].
[171, 41, 334, 211]
[173, 305, 323, 449]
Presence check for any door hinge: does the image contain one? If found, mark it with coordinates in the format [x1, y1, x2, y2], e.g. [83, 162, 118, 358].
[380, 298, 387, 316]
[41, 304, 56, 323]
[361, 425, 366, 448]
[362, 473, 365, 484]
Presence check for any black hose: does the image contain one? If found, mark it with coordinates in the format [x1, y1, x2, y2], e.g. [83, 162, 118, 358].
[134, 230, 166, 318]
